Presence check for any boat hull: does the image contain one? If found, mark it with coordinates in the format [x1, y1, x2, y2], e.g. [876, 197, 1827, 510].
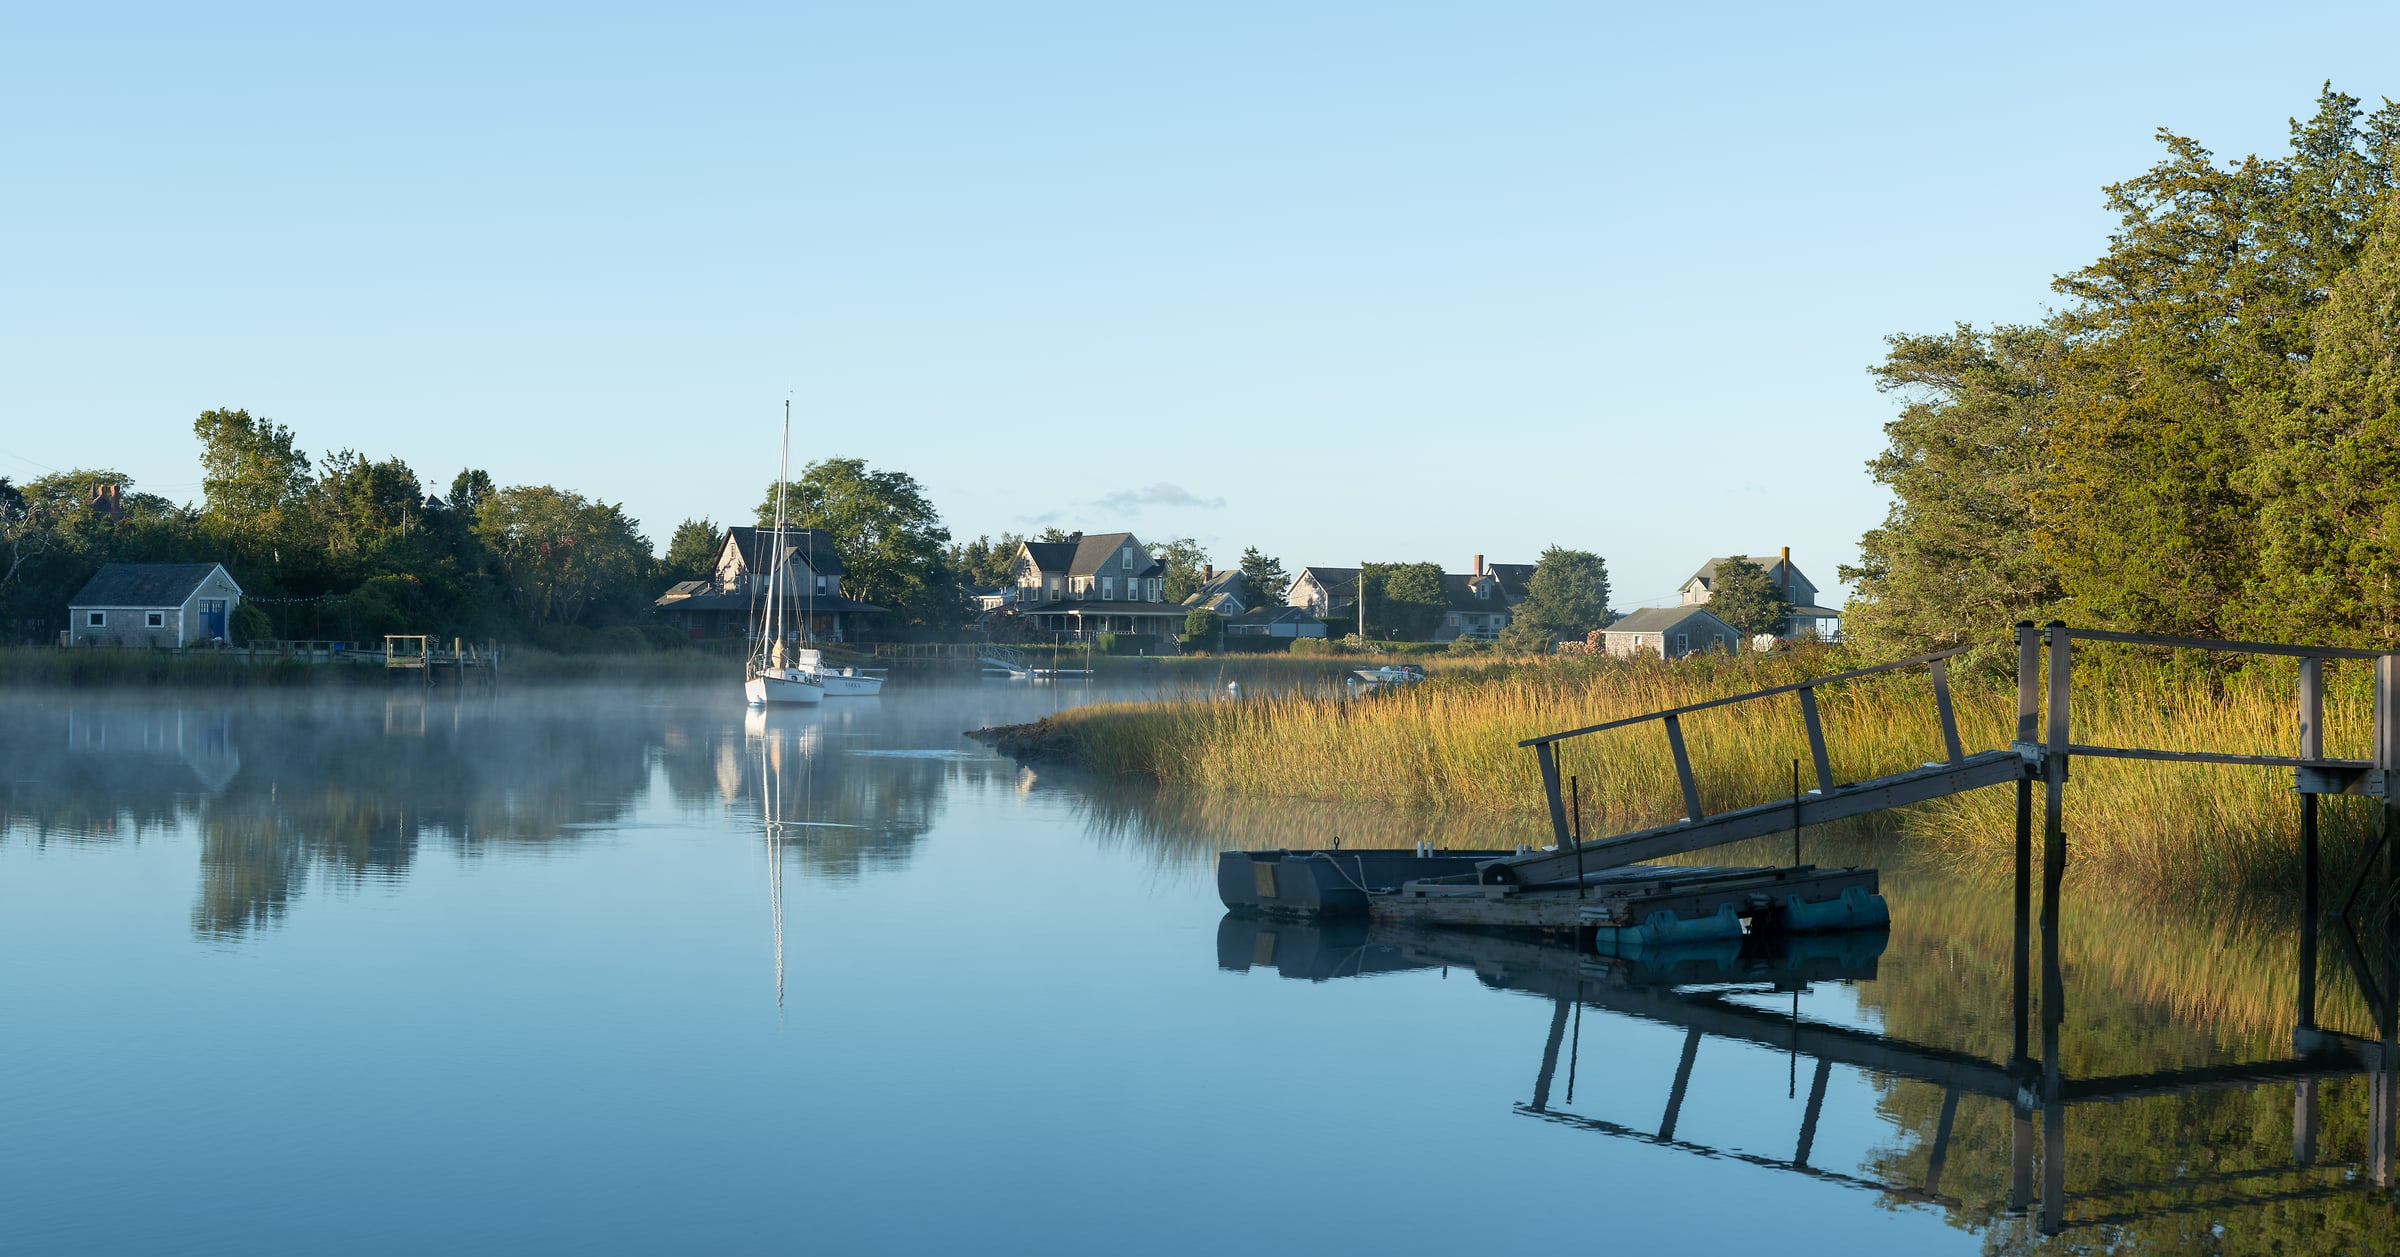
[745, 670, 824, 706]
[807, 670, 884, 697]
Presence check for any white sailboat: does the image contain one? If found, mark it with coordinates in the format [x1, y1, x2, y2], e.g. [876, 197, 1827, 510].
[745, 400, 825, 707]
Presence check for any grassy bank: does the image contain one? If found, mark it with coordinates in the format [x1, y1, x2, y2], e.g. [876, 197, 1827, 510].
[1038, 646, 2389, 899]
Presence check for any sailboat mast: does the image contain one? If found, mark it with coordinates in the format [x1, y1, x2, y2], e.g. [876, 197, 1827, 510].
[769, 398, 792, 652]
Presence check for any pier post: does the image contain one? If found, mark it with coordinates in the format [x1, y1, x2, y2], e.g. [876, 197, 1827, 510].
[2295, 1078, 2319, 1166]
[1658, 1026, 1701, 1141]
[2014, 621, 2038, 1065]
[1534, 743, 1571, 848]
[1531, 998, 1570, 1112]
[2009, 1105, 2034, 1214]
[2038, 624, 2069, 1238]
[1925, 1087, 1959, 1196]
[1793, 1057, 1832, 1169]
[2301, 655, 2322, 1031]
[2040, 877, 2066, 1236]
[2381, 655, 2399, 921]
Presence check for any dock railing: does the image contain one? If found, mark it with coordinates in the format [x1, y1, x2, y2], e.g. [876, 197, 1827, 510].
[1515, 645, 1974, 848]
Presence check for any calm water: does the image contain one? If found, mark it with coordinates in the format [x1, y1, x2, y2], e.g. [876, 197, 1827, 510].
[3, 682, 2393, 1255]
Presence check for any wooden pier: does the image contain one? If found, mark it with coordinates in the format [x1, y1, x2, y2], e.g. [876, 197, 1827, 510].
[382, 635, 501, 687]
[1224, 621, 2400, 964]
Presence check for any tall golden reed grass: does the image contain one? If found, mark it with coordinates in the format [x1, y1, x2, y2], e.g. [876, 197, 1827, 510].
[1048, 646, 2393, 899]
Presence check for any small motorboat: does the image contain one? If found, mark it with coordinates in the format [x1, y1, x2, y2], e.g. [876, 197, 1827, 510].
[790, 648, 885, 697]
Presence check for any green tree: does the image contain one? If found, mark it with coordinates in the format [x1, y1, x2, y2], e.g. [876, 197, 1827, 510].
[1516, 546, 1613, 640]
[946, 533, 1027, 587]
[447, 469, 496, 515]
[0, 477, 39, 595]
[2240, 186, 2400, 645]
[2039, 88, 2400, 637]
[758, 457, 953, 626]
[662, 518, 721, 584]
[1706, 556, 1788, 638]
[1180, 604, 1219, 652]
[1841, 325, 2068, 666]
[474, 485, 653, 626]
[1358, 561, 1445, 640]
[312, 451, 425, 571]
[1152, 538, 1211, 602]
[194, 408, 311, 563]
[1237, 547, 1289, 605]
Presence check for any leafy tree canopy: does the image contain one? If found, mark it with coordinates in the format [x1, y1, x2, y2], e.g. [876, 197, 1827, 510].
[1359, 561, 1445, 641]
[1840, 324, 2067, 668]
[663, 518, 720, 584]
[1152, 538, 1210, 603]
[1518, 546, 1613, 640]
[759, 457, 954, 626]
[946, 533, 1025, 588]
[1237, 547, 1289, 605]
[1706, 556, 1788, 638]
[475, 485, 653, 627]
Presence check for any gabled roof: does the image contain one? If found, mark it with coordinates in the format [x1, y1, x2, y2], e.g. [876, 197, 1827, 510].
[1292, 566, 1360, 599]
[1069, 532, 1142, 576]
[1684, 554, 1809, 594]
[1021, 542, 1078, 575]
[723, 526, 846, 577]
[1441, 573, 1514, 613]
[1484, 562, 1536, 600]
[70, 562, 236, 608]
[1605, 605, 1738, 636]
[1182, 569, 1250, 612]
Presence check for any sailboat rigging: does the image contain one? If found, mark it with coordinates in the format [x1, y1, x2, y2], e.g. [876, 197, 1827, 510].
[744, 399, 825, 707]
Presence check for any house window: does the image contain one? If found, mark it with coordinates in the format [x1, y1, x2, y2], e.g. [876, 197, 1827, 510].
[1123, 549, 1136, 571]
[1447, 613, 1460, 626]
[1675, 633, 1692, 654]
[147, 611, 165, 628]
[1101, 577, 1116, 600]
[88, 611, 105, 627]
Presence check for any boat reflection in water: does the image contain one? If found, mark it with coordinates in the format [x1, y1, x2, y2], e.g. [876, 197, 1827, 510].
[1218, 910, 2400, 1243]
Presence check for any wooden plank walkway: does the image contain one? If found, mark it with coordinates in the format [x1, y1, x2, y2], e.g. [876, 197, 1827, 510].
[1485, 750, 2023, 888]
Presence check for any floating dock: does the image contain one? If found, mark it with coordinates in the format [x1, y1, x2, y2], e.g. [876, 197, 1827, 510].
[1220, 848, 1885, 946]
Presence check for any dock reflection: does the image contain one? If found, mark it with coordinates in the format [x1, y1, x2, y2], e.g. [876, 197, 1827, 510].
[1218, 911, 2400, 1243]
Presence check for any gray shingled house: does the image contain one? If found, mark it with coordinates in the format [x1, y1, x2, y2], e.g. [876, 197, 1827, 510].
[68, 562, 245, 648]
[1677, 549, 1844, 640]
[653, 525, 884, 642]
[1598, 606, 1740, 659]
[1000, 531, 1182, 643]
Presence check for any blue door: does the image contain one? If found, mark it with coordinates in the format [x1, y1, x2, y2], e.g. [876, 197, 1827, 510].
[201, 599, 227, 640]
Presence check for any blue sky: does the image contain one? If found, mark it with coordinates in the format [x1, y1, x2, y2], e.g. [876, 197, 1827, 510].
[5, 3, 2397, 608]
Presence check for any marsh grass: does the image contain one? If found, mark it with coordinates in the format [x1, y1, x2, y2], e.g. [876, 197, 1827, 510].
[1048, 646, 2390, 899]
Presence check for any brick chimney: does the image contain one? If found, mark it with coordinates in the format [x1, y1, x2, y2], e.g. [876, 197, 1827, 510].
[1780, 545, 1792, 606]
[1202, 564, 1214, 581]
[1472, 553, 1485, 577]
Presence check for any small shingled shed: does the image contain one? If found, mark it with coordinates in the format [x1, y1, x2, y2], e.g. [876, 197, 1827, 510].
[1598, 606, 1740, 660]
[68, 562, 245, 648]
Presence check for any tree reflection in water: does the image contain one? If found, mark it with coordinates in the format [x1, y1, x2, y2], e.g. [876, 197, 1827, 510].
[0, 689, 975, 940]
